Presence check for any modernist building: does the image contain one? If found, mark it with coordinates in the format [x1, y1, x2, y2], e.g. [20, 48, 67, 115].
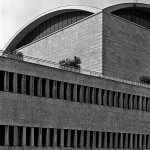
[0, 2, 150, 150]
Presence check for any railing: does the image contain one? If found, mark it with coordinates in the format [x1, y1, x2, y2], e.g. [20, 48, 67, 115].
[1, 50, 150, 89]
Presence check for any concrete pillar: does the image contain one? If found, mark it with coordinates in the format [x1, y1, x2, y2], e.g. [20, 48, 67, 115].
[80, 130, 84, 148]
[143, 135, 147, 149]
[30, 127, 34, 146]
[147, 99, 150, 112]
[38, 128, 42, 147]
[143, 97, 147, 111]
[13, 126, 18, 146]
[108, 91, 113, 106]
[13, 73, 18, 93]
[22, 127, 26, 146]
[60, 82, 64, 100]
[114, 133, 118, 148]
[134, 96, 138, 110]
[67, 83, 71, 101]
[53, 128, 57, 147]
[67, 130, 71, 147]
[74, 130, 77, 148]
[5, 125, 9, 146]
[30, 76, 34, 95]
[98, 132, 102, 148]
[46, 128, 50, 147]
[119, 93, 123, 108]
[114, 92, 118, 107]
[97, 88, 102, 105]
[73, 84, 77, 102]
[104, 132, 107, 148]
[138, 96, 142, 111]
[92, 131, 96, 148]
[129, 134, 133, 149]
[120, 133, 123, 149]
[4, 71, 9, 92]
[45, 79, 50, 98]
[79, 85, 84, 103]
[134, 134, 137, 149]
[60, 129, 64, 147]
[125, 133, 128, 149]
[86, 131, 90, 148]
[138, 134, 142, 149]
[129, 95, 133, 109]
[103, 90, 108, 106]
[91, 88, 96, 104]
[86, 87, 90, 103]
[21, 75, 26, 94]
[124, 94, 128, 109]
[52, 80, 57, 98]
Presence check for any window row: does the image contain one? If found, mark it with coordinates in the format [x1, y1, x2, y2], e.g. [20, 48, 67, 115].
[0, 70, 150, 112]
[0, 125, 150, 149]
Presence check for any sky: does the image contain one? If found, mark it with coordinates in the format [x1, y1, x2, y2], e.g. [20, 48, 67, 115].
[0, 0, 150, 50]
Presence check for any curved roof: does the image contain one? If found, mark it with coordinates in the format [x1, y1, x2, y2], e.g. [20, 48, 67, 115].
[103, 3, 150, 13]
[4, 5, 100, 53]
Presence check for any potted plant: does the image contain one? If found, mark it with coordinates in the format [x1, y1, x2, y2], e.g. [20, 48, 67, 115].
[59, 56, 81, 72]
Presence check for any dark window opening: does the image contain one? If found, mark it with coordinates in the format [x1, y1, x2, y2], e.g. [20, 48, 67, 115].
[9, 72, 14, 92]
[26, 127, 31, 146]
[64, 82, 68, 100]
[107, 132, 110, 148]
[84, 131, 87, 147]
[102, 132, 105, 148]
[57, 129, 61, 147]
[71, 84, 74, 101]
[71, 130, 75, 147]
[42, 78, 46, 97]
[49, 80, 54, 98]
[96, 131, 99, 148]
[57, 81, 61, 99]
[50, 128, 54, 147]
[26, 75, 30, 95]
[64, 129, 68, 147]
[34, 77, 39, 96]
[101, 89, 105, 105]
[0, 125, 5, 146]
[77, 130, 81, 147]
[77, 85, 81, 102]
[34, 128, 39, 146]
[42, 128, 46, 147]
[90, 131, 93, 148]
[17, 74, 22, 94]
[0, 71, 5, 91]
[95, 88, 99, 104]
[18, 126, 23, 146]
[9, 126, 14, 146]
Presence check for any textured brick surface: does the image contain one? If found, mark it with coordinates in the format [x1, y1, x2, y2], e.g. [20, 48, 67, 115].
[0, 57, 150, 135]
[103, 12, 150, 82]
[18, 13, 103, 72]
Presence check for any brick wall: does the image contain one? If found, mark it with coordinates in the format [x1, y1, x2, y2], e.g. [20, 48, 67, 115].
[18, 13, 103, 72]
[103, 12, 150, 82]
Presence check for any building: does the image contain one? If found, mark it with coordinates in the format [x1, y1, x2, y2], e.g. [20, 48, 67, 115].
[0, 2, 150, 150]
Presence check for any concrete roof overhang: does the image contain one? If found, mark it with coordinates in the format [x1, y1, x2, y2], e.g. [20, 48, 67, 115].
[3, 5, 100, 53]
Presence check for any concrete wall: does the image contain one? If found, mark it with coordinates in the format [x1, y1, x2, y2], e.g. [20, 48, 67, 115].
[18, 13, 103, 72]
[103, 12, 150, 82]
[0, 57, 150, 134]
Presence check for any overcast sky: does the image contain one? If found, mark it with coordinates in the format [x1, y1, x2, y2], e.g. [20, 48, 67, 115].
[0, 0, 150, 50]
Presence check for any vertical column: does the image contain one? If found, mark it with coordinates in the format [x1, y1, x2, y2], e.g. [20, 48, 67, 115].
[52, 80, 57, 99]
[125, 133, 128, 149]
[80, 130, 84, 148]
[143, 97, 147, 111]
[138, 96, 142, 111]
[60, 82, 64, 100]
[129, 95, 133, 109]
[67, 130, 71, 147]
[60, 129, 64, 147]
[30, 76, 34, 95]
[5, 125, 9, 146]
[38, 128, 42, 147]
[46, 128, 50, 147]
[92, 131, 96, 148]
[139, 134, 142, 149]
[53, 128, 57, 147]
[114, 92, 118, 107]
[134, 134, 137, 149]
[37, 78, 42, 97]
[22, 127, 26, 146]
[13, 126, 18, 146]
[108, 91, 113, 107]
[143, 135, 147, 149]
[45, 79, 50, 98]
[124, 94, 128, 109]
[129, 134, 133, 149]
[147, 99, 150, 112]
[104, 132, 107, 148]
[4, 71, 9, 92]
[13, 73, 18, 93]
[119, 93, 123, 108]
[103, 90, 108, 106]
[86, 131, 90, 148]
[98, 131, 102, 148]
[91, 88, 96, 104]
[120, 133, 123, 149]
[97, 89, 102, 105]
[21, 75, 26, 94]
[114, 133, 118, 149]
[79, 85, 84, 103]
[67, 83, 71, 101]
[30, 127, 34, 146]
[73, 84, 77, 102]
[73, 130, 77, 148]
[86, 87, 90, 103]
